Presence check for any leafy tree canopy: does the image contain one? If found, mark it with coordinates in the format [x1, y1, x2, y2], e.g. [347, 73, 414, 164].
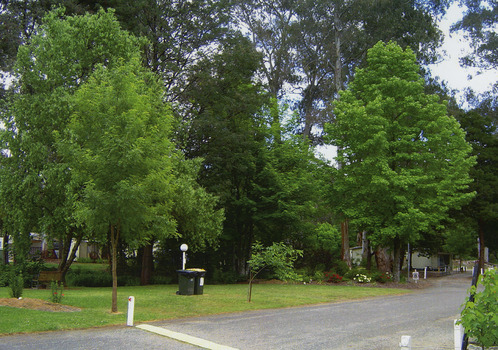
[64, 58, 177, 312]
[452, 0, 497, 70]
[0, 7, 141, 266]
[325, 41, 475, 279]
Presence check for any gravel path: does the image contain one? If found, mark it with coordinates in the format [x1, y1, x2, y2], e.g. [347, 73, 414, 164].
[0, 273, 473, 350]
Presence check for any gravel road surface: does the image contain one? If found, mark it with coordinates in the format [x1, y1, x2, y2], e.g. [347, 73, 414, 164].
[0, 273, 472, 350]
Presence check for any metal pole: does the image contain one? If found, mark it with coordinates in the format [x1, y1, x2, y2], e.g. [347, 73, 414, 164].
[407, 243, 411, 281]
[180, 244, 188, 271]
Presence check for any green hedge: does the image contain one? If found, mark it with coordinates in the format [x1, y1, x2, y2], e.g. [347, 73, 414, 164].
[66, 270, 149, 287]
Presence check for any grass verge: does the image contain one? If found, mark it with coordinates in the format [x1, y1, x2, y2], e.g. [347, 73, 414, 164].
[0, 283, 410, 335]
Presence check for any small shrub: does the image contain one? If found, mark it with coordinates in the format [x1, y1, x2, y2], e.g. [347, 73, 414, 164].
[334, 261, 351, 276]
[373, 271, 392, 283]
[459, 269, 498, 348]
[9, 274, 24, 298]
[353, 273, 371, 283]
[344, 267, 366, 280]
[324, 271, 343, 283]
[117, 275, 140, 286]
[0, 265, 13, 287]
[50, 281, 64, 303]
[76, 257, 107, 264]
[24, 260, 46, 277]
[150, 275, 173, 285]
[211, 269, 242, 284]
[312, 270, 325, 282]
[66, 270, 112, 287]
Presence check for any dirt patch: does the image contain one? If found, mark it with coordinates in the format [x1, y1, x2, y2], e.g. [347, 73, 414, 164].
[0, 298, 81, 312]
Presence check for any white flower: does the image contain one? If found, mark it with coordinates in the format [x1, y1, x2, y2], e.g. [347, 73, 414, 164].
[353, 273, 371, 283]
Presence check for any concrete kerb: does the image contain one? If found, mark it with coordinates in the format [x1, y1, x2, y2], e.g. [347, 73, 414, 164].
[136, 324, 239, 350]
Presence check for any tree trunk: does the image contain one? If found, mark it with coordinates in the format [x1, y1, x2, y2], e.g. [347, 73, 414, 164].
[361, 232, 368, 260]
[110, 223, 120, 313]
[478, 219, 486, 270]
[375, 246, 392, 273]
[140, 241, 154, 285]
[58, 233, 71, 270]
[392, 237, 403, 282]
[366, 248, 373, 271]
[341, 219, 351, 268]
[58, 230, 84, 284]
[248, 271, 254, 302]
[360, 232, 372, 270]
[333, 10, 343, 94]
[2, 234, 8, 264]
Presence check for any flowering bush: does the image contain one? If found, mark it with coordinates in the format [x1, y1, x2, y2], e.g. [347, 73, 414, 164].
[324, 271, 343, 283]
[50, 281, 64, 303]
[353, 273, 371, 283]
[377, 272, 392, 283]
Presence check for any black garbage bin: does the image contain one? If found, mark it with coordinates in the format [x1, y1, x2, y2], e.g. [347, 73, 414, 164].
[187, 269, 206, 295]
[177, 270, 196, 295]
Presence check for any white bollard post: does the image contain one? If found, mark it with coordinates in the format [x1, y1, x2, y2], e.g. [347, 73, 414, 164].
[424, 267, 427, 279]
[127, 296, 135, 326]
[400, 335, 412, 350]
[454, 320, 463, 350]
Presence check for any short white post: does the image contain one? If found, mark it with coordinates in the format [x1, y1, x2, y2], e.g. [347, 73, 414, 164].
[127, 296, 135, 326]
[400, 335, 412, 350]
[424, 267, 427, 279]
[454, 320, 463, 350]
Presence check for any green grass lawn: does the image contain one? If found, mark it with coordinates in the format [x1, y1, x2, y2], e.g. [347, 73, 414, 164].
[0, 283, 410, 335]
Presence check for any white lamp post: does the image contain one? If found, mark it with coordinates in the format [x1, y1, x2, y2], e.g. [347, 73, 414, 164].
[180, 244, 188, 270]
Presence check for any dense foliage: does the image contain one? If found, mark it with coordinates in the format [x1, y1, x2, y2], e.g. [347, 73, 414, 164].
[459, 269, 498, 348]
[326, 42, 475, 281]
[0, 1, 494, 285]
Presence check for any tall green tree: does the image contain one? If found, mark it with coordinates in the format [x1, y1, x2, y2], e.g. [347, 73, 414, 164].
[455, 100, 498, 267]
[183, 36, 269, 275]
[236, 0, 448, 142]
[101, 0, 232, 103]
[326, 41, 475, 281]
[0, 0, 54, 73]
[234, 0, 299, 100]
[452, 0, 497, 70]
[0, 8, 140, 275]
[65, 59, 177, 313]
[183, 36, 332, 275]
